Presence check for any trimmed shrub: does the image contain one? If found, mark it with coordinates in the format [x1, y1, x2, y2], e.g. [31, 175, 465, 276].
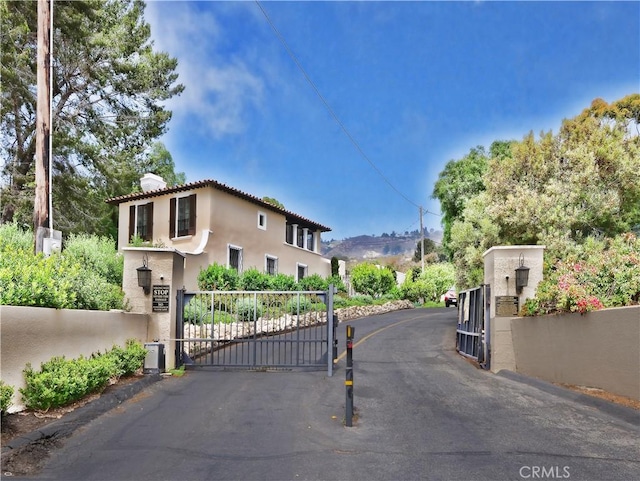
[297, 274, 327, 291]
[351, 263, 395, 298]
[197, 262, 239, 290]
[286, 295, 312, 314]
[184, 296, 212, 324]
[333, 295, 350, 308]
[270, 273, 297, 291]
[239, 268, 272, 291]
[349, 294, 374, 306]
[325, 275, 347, 293]
[235, 297, 263, 321]
[20, 340, 147, 411]
[104, 339, 148, 377]
[1, 381, 14, 414]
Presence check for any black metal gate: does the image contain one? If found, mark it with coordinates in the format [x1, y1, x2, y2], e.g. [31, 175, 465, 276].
[175, 288, 336, 376]
[456, 284, 491, 369]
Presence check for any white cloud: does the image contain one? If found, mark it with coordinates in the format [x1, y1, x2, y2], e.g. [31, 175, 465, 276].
[145, 2, 264, 139]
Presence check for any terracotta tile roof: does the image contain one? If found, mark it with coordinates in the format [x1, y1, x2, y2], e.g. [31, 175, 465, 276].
[105, 178, 331, 232]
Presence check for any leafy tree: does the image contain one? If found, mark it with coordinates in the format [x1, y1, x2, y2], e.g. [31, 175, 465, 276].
[432, 141, 513, 259]
[139, 142, 186, 188]
[330, 256, 340, 276]
[0, 0, 184, 239]
[262, 197, 284, 209]
[431, 146, 489, 258]
[351, 262, 395, 298]
[413, 238, 437, 262]
[445, 95, 640, 290]
[400, 262, 455, 303]
[484, 98, 640, 259]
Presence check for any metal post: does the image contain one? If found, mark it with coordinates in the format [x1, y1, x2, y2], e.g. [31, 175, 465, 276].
[345, 324, 355, 427]
[175, 288, 185, 368]
[327, 284, 335, 377]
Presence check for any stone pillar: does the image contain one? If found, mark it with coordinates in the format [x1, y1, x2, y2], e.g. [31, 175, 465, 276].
[483, 245, 545, 373]
[302, 227, 309, 250]
[123, 247, 185, 371]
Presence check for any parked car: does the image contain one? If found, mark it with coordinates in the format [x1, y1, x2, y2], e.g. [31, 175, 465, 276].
[443, 288, 457, 308]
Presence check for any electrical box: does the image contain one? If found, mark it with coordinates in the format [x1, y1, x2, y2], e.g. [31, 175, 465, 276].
[143, 343, 165, 374]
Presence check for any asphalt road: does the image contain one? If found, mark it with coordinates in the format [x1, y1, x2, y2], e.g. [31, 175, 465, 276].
[28, 308, 640, 481]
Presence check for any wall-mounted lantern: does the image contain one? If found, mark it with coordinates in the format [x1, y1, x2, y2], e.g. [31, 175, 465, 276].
[515, 253, 530, 294]
[136, 254, 152, 295]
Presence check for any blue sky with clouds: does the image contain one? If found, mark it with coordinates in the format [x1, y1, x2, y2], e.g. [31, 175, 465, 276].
[145, 1, 639, 241]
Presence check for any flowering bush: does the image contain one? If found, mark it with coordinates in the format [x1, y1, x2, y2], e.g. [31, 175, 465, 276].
[523, 233, 640, 315]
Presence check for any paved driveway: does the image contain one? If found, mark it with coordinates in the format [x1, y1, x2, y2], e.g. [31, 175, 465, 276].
[30, 308, 640, 480]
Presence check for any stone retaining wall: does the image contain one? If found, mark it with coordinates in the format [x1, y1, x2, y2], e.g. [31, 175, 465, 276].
[334, 300, 415, 322]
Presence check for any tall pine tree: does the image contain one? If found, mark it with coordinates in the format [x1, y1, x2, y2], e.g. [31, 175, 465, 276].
[1, 0, 184, 239]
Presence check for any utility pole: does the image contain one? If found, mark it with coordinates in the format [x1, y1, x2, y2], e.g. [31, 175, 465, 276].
[34, 0, 52, 253]
[420, 206, 424, 274]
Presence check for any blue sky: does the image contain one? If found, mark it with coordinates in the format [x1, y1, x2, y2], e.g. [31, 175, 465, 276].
[145, 1, 639, 241]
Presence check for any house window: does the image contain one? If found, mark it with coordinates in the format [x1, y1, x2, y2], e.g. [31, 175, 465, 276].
[296, 227, 304, 248]
[228, 244, 243, 272]
[170, 194, 196, 238]
[286, 223, 294, 244]
[258, 211, 267, 230]
[307, 231, 315, 252]
[128, 202, 153, 242]
[297, 263, 307, 281]
[265, 255, 278, 275]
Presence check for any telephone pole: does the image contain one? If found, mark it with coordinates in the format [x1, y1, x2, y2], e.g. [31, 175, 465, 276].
[420, 206, 424, 274]
[34, 0, 52, 253]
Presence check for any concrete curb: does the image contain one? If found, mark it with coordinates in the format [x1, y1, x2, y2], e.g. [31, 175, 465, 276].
[1, 374, 162, 455]
[496, 370, 640, 426]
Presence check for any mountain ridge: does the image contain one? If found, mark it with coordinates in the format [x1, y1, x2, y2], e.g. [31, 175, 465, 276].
[321, 230, 443, 260]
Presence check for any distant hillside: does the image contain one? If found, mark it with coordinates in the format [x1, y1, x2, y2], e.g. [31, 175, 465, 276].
[321, 230, 443, 260]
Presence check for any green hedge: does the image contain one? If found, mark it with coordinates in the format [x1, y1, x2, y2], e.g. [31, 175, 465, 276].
[197, 262, 345, 293]
[0, 223, 125, 310]
[20, 340, 147, 411]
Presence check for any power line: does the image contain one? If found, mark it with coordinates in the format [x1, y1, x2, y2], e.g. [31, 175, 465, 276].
[256, 1, 439, 214]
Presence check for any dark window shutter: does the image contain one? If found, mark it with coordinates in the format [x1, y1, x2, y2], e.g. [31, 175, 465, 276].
[188, 194, 197, 235]
[169, 198, 176, 238]
[146, 202, 154, 242]
[129, 205, 135, 242]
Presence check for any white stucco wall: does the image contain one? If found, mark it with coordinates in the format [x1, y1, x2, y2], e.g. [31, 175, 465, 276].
[0, 306, 149, 413]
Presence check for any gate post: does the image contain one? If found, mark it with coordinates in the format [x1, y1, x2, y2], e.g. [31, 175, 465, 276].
[122, 247, 185, 372]
[175, 288, 185, 368]
[326, 284, 336, 377]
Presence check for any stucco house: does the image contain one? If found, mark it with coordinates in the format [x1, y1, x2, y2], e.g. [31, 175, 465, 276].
[106, 173, 333, 290]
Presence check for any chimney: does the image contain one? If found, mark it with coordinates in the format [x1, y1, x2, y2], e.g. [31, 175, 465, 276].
[140, 173, 167, 193]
